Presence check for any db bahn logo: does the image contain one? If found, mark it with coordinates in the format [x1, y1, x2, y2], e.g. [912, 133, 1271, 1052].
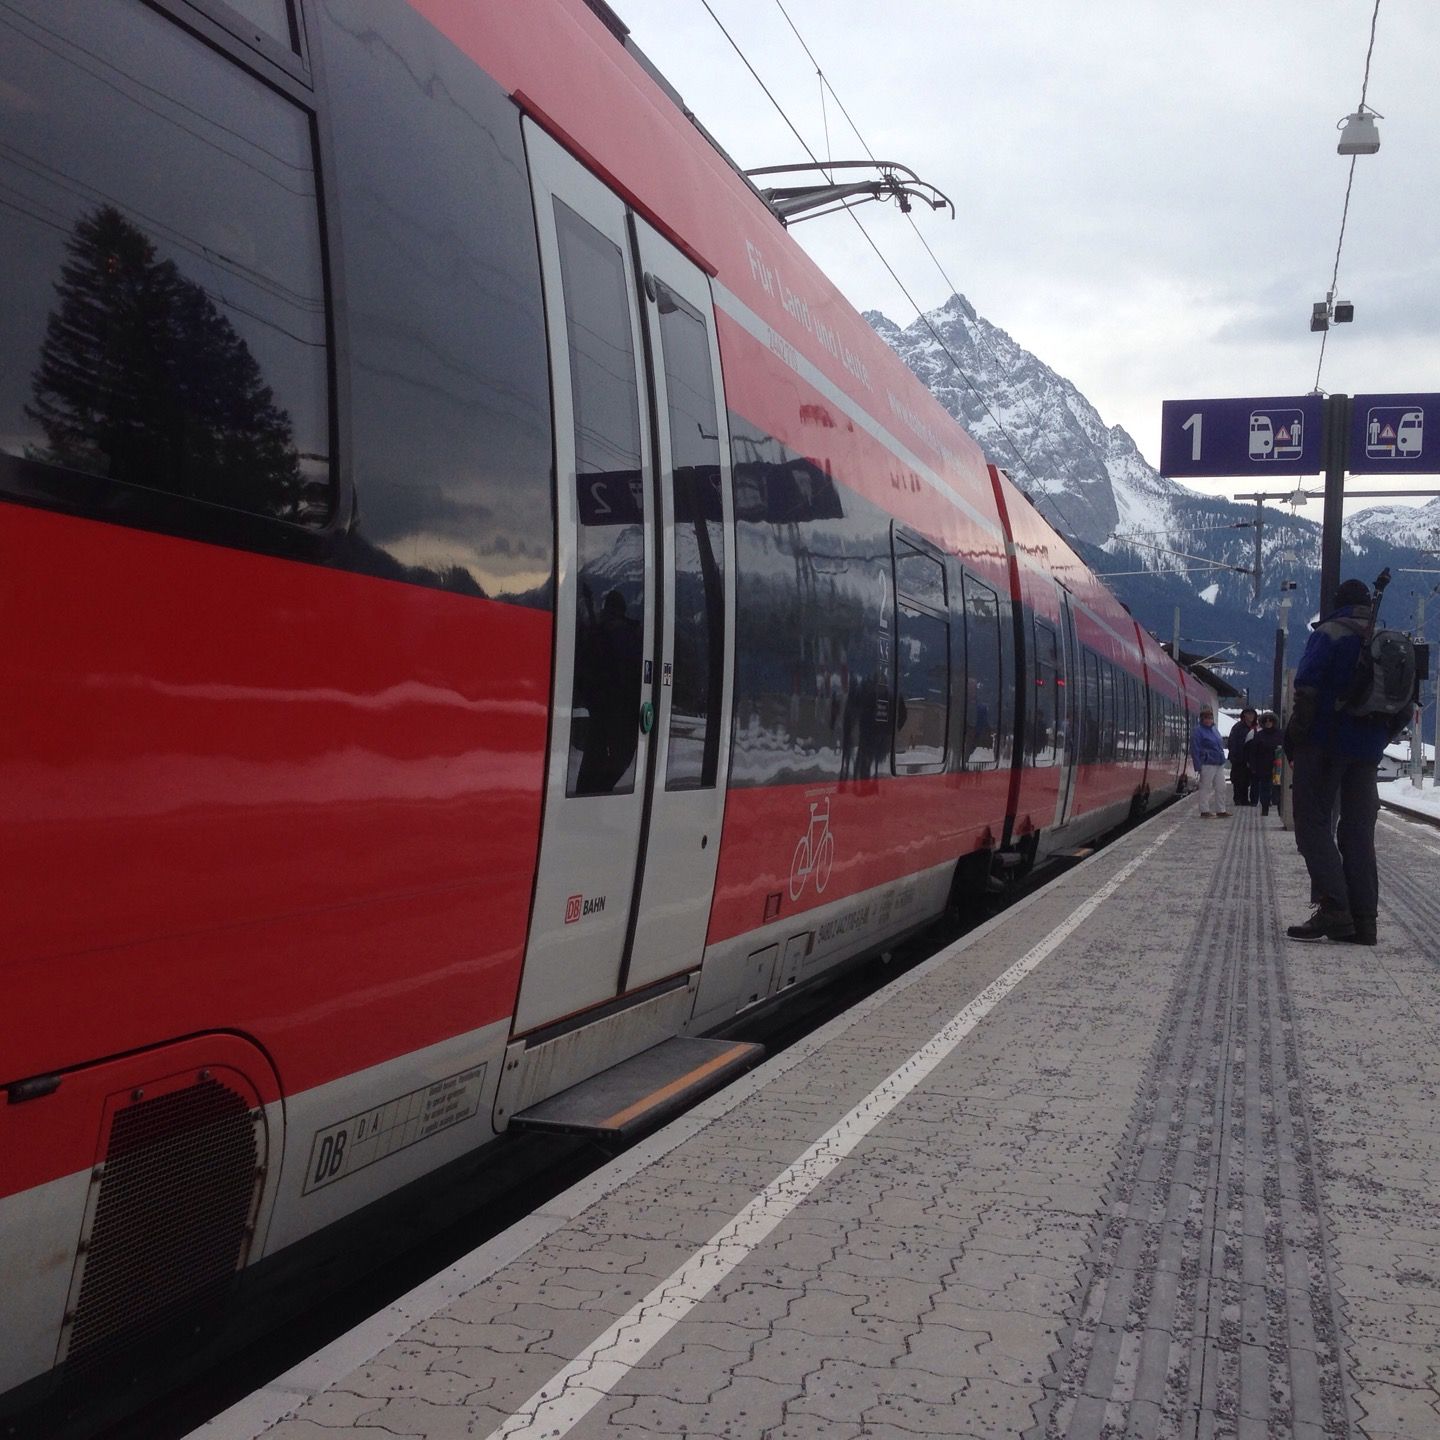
[565, 893, 606, 924]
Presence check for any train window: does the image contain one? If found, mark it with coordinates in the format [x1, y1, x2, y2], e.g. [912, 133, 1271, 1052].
[894, 546, 946, 613]
[893, 541, 947, 773]
[1030, 618, 1061, 766]
[1099, 660, 1116, 761]
[961, 574, 1002, 769]
[1118, 674, 1132, 761]
[657, 294, 725, 791]
[895, 604, 949, 771]
[1080, 648, 1101, 765]
[554, 199, 646, 798]
[0, 0, 331, 526]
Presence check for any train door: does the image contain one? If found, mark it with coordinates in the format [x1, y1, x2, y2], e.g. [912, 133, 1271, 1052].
[1055, 589, 1080, 826]
[514, 123, 734, 1034]
[624, 218, 737, 993]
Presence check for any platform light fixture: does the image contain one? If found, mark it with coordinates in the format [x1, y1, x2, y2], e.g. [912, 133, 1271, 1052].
[1310, 292, 1355, 332]
[1337, 107, 1382, 155]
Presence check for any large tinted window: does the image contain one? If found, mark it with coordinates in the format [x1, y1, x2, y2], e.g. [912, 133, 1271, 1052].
[893, 540, 948, 773]
[962, 574, 1002, 769]
[728, 419, 911, 789]
[1030, 618, 1061, 766]
[1099, 660, 1116, 761]
[657, 290, 725, 791]
[1080, 649, 1101, 765]
[555, 201, 646, 798]
[0, 0, 330, 524]
[317, 0, 552, 601]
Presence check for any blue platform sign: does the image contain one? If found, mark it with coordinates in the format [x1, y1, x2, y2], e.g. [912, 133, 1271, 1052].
[1160, 396, 1324, 478]
[1349, 393, 1440, 473]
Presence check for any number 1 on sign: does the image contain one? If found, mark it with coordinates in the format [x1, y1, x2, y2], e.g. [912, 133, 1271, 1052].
[1182, 412, 1202, 461]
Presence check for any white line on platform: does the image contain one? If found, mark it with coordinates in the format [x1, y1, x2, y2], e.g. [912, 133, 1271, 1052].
[483, 816, 1186, 1440]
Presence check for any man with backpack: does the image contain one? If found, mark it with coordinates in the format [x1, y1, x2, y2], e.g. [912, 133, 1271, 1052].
[1284, 574, 1415, 945]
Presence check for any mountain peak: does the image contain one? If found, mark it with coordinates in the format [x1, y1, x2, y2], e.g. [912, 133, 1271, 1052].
[942, 293, 977, 323]
[867, 291, 1439, 700]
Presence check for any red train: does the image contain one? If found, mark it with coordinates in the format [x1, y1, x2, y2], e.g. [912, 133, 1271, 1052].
[0, 0, 1213, 1421]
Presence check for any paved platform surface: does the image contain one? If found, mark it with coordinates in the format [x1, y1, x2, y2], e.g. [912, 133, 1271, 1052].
[200, 799, 1440, 1440]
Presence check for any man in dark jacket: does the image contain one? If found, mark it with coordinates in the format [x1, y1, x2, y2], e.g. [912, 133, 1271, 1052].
[1227, 707, 1258, 805]
[1284, 578, 1389, 944]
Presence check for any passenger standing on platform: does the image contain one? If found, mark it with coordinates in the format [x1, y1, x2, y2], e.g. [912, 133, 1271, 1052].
[1228, 707, 1258, 806]
[1190, 707, 1229, 818]
[1283, 578, 1389, 944]
[1244, 712, 1284, 816]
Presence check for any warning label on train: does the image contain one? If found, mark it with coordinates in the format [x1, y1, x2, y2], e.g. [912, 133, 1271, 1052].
[303, 1063, 489, 1193]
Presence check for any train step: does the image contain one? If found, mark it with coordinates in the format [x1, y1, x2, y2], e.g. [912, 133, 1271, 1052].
[508, 1036, 765, 1140]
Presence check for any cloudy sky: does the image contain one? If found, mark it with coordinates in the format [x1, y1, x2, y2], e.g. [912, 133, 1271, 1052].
[616, 0, 1439, 519]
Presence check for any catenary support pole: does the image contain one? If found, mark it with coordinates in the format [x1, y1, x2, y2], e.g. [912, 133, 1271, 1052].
[1412, 593, 1425, 788]
[1273, 594, 1292, 714]
[1253, 499, 1263, 604]
[1319, 394, 1350, 612]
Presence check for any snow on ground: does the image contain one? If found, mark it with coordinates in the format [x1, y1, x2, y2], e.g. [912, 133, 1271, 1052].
[1378, 777, 1440, 823]
[1198, 583, 1220, 605]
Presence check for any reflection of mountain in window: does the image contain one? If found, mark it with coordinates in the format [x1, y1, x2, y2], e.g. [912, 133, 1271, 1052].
[26, 206, 315, 522]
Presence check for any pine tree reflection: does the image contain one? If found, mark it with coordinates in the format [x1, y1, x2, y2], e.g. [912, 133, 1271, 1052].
[26, 205, 314, 521]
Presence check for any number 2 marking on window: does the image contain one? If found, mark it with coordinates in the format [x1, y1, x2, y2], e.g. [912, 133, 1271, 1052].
[1182, 412, 1202, 460]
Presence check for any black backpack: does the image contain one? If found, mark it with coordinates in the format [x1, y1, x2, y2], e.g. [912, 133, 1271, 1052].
[1337, 570, 1420, 725]
[1339, 628, 1418, 719]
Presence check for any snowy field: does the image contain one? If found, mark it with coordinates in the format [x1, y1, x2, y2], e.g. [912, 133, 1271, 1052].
[1378, 777, 1440, 824]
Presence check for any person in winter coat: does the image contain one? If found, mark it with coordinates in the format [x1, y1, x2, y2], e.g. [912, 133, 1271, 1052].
[1190, 706, 1230, 818]
[1243, 712, 1284, 816]
[1283, 578, 1389, 944]
[1227, 707, 1258, 806]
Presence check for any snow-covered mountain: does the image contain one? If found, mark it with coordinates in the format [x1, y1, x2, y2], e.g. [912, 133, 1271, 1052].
[868, 294, 1437, 698]
[1343, 495, 1440, 551]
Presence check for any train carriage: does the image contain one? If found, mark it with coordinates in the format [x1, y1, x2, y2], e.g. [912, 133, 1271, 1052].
[0, 0, 1213, 1424]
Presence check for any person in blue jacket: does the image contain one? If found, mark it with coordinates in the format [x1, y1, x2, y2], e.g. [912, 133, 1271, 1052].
[1190, 705, 1229, 817]
[1283, 578, 1389, 944]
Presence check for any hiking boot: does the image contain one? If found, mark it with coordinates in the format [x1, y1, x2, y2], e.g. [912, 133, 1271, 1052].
[1338, 915, 1377, 946]
[1287, 907, 1356, 942]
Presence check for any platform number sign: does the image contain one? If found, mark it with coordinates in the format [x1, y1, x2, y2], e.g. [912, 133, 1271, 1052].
[1160, 396, 1324, 479]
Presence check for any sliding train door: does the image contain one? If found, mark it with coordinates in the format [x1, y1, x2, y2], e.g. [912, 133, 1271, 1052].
[624, 217, 736, 993]
[1055, 588, 1080, 826]
[513, 123, 734, 1034]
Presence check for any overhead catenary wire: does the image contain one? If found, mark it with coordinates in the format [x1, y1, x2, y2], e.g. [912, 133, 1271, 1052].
[1313, 0, 1382, 392]
[770, 0, 1093, 545]
[701, 0, 1088, 549]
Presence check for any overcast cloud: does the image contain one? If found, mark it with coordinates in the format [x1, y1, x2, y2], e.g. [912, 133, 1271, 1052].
[615, 0, 1440, 518]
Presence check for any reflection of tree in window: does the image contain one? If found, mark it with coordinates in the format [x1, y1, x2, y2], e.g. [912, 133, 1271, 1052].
[26, 205, 311, 520]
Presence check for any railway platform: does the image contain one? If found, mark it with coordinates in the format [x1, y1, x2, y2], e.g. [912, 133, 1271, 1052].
[197, 798, 1440, 1440]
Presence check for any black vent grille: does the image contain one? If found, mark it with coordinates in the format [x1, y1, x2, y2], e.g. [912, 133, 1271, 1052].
[65, 1078, 261, 1379]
